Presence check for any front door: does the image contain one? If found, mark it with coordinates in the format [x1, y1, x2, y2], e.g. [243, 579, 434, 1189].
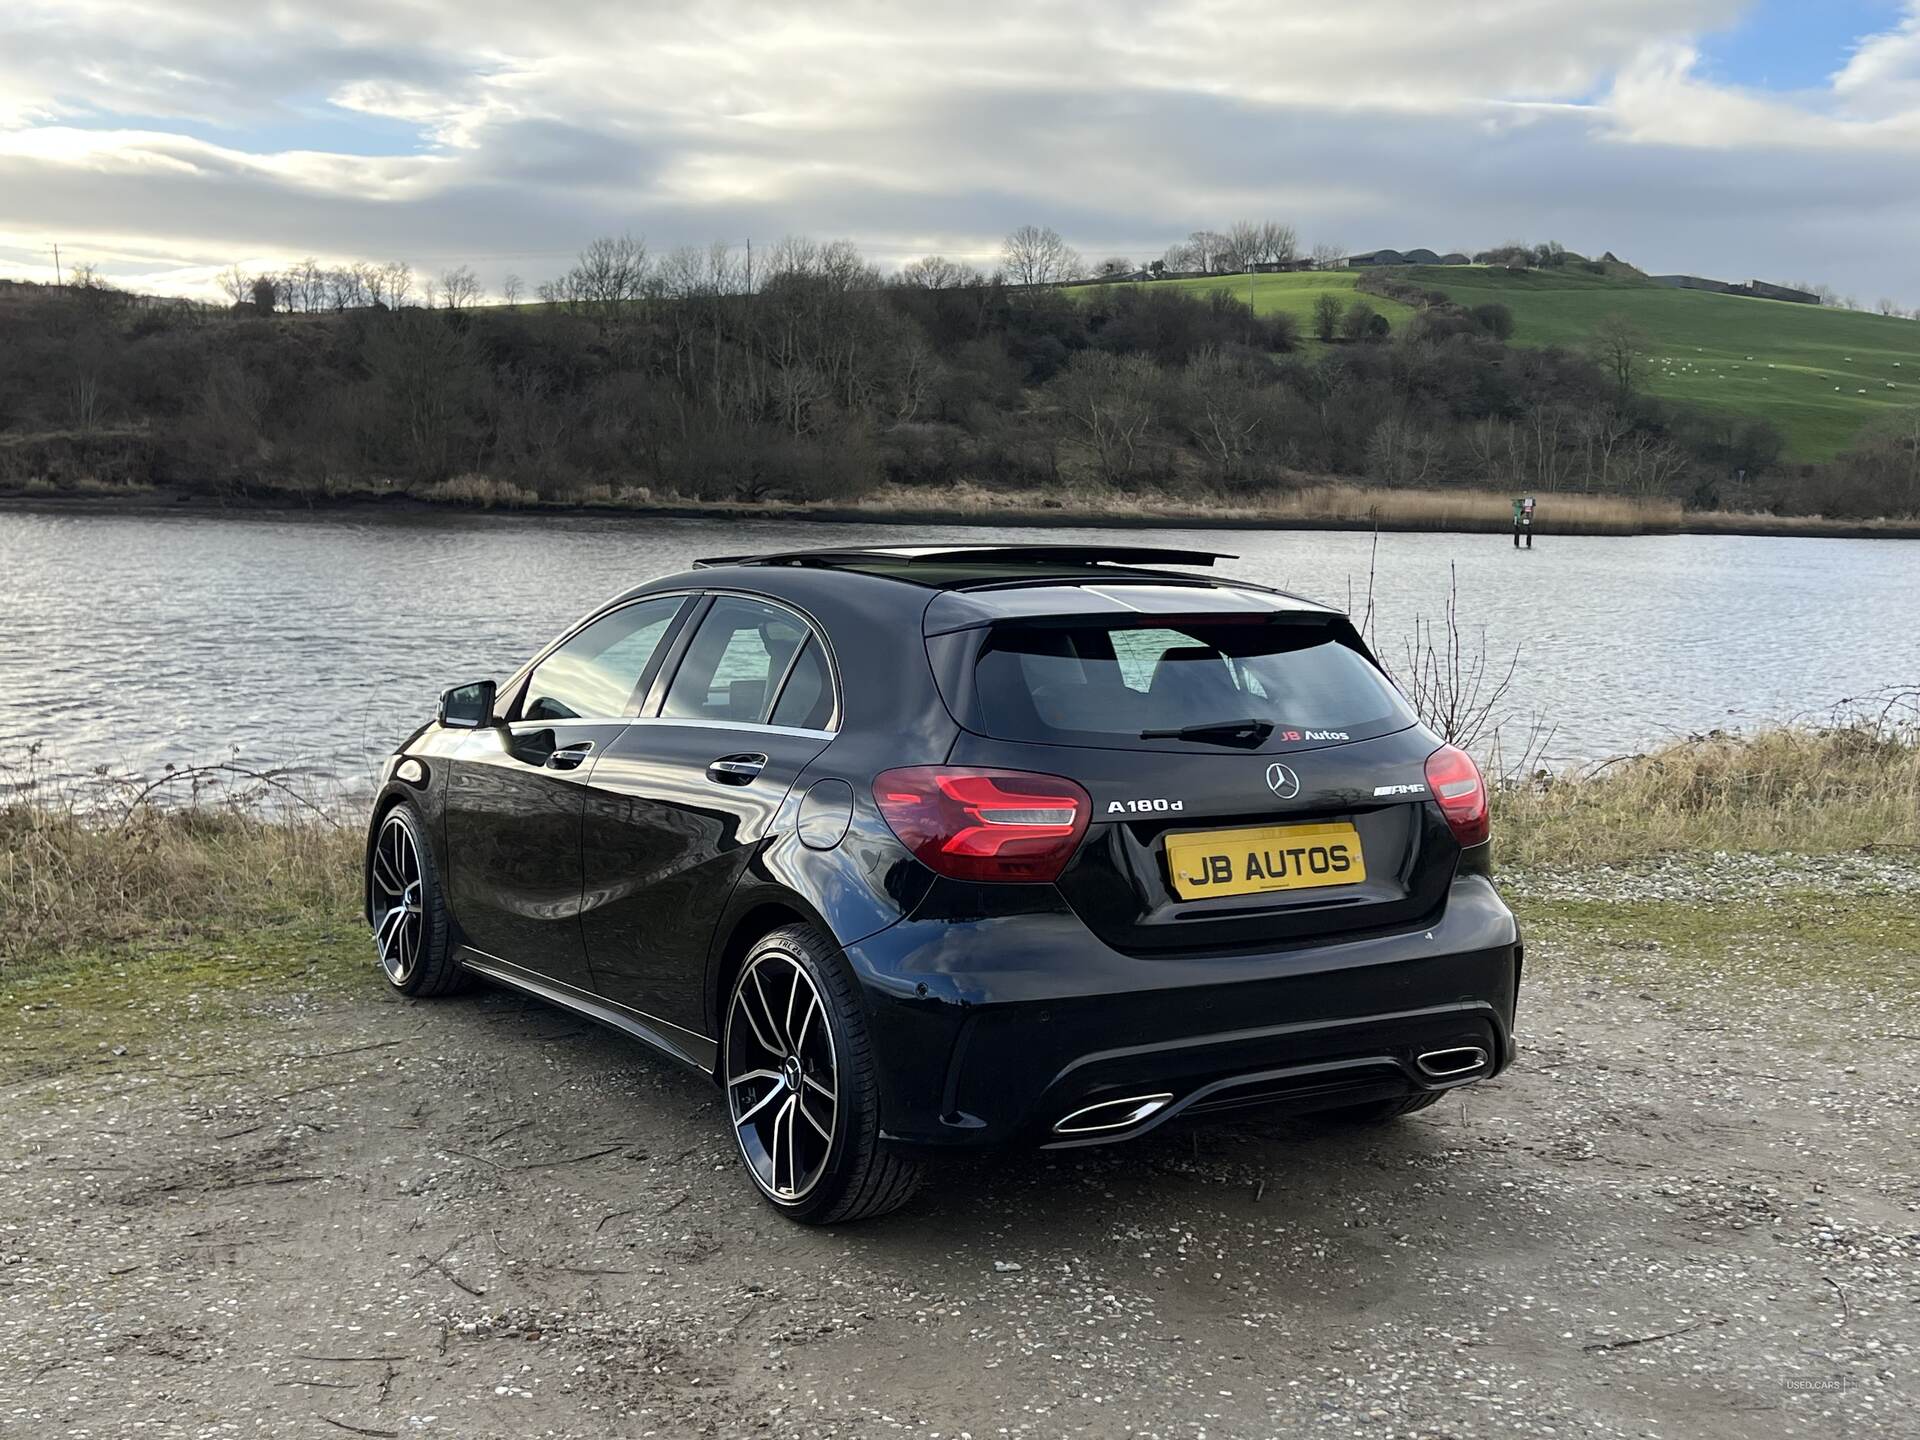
[444, 595, 690, 991]
[580, 595, 837, 1038]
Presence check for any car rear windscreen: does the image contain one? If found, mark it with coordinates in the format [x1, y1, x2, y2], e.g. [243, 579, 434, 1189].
[966, 619, 1414, 750]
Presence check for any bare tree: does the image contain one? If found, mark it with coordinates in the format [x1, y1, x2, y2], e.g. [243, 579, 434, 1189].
[555, 233, 652, 320]
[439, 264, 484, 310]
[292, 258, 327, 313]
[897, 254, 981, 289]
[1258, 221, 1299, 265]
[1094, 256, 1135, 279]
[501, 273, 524, 306]
[1186, 230, 1229, 274]
[1879, 297, 1900, 316]
[1181, 347, 1273, 478]
[1223, 221, 1263, 272]
[1160, 240, 1198, 274]
[383, 261, 414, 308]
[1001, 225, 1083, 287]
[1310, 240, 1345, 270]
[216, 265, 253, 309]
[1589, 312, 1647, 400]
[1053, 350, 1156, 480]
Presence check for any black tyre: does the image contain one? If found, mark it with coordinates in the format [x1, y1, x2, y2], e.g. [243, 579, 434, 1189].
[367, 802, 466, 997]
[722, 923, 922, 1224]
[1323, 1090, 1445, 1124]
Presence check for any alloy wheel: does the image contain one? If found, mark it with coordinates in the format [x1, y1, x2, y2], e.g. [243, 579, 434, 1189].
[725, 951, 839, 1203]
[370, 812, 425, 984]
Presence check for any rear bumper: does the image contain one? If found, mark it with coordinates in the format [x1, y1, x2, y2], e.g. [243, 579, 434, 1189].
[841, 873, 1521, 1150]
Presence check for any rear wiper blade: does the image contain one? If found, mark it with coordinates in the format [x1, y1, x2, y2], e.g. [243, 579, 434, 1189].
[1138, 718, 1275, 747]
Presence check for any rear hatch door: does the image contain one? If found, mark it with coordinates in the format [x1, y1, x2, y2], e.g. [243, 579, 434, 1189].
[930, 606, 1455, 954]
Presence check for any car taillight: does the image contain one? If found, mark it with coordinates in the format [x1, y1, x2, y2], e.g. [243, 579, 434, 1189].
[1424, 744, 1490, 848]
[872, 766, 1091, 883]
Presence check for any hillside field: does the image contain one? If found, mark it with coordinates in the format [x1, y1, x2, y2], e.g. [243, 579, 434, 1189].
[1110, 266, 1920, 461]
[1107, 268, 1418, 337]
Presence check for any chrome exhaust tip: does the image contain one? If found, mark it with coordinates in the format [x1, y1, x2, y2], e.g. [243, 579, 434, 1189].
[1415, 1046, 1489, 1080]
[1053, 1092, 1175, 1136]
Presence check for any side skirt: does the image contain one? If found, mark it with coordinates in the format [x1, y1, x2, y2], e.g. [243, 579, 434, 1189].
[455, 947, 718, 1074]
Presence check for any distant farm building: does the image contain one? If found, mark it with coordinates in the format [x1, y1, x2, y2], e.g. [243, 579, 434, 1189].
[1742, 280, 1819, 304]
[1653, 274, 1819, 305]
[1343, 248, 1471, 268]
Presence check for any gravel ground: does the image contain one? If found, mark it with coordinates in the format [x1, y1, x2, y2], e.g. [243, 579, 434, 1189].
[1499, 850, 1920, 904]
[2, 874, 1916, 1439]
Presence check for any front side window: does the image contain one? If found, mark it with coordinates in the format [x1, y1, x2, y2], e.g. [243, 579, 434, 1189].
[662, 596, 815, 725]
[523, 597, 683, 722]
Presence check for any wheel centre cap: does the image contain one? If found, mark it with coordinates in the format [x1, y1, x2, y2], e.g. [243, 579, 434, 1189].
[781, 1054, 803, 1091]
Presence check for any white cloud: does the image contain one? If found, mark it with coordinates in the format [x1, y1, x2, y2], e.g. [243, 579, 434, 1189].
[0, 0, 1917, 303]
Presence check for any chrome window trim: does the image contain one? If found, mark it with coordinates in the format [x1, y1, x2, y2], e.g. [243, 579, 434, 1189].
[505, 717, 626, 731]
[494, 584, 843, 732]
[626, 715, 835, 741]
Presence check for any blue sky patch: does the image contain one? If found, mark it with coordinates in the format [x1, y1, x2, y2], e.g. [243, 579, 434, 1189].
[56, 96, 429, 156]
[1695, 0, 1904, 92]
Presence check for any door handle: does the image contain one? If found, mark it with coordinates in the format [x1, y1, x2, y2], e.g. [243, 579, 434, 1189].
[707, 753, 768, 785]
[544, 740, 595, 771]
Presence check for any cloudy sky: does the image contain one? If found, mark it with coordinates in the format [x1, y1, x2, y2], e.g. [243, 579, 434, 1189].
[3, 0, 1919, 303]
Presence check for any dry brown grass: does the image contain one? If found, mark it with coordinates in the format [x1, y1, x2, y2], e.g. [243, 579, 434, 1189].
[0, 803, 358, 967]
[1496, 725, 1920, 867]
[416, 473, 540, 508]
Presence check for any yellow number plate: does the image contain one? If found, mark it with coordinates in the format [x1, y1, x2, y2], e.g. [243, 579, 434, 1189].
[1165, 822, 1366, 899]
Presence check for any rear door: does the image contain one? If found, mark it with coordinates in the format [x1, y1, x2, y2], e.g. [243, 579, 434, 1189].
[443, 595, 689, 990]
[934, 615, 1453, 954]
[579, 595, 837, 1039]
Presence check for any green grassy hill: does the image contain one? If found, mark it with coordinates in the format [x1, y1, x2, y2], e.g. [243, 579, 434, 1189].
[1111, 266, 1920, 461]
[1116, 269, 1419, 336]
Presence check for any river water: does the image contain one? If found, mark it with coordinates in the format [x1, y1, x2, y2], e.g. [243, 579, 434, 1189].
[1, 506, 1913, 795]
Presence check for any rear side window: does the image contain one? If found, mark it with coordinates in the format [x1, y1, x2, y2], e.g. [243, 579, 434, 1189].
[967, 620, 1412, 750]
[662, 596, 814, 725]
[770, 638, 834, 730]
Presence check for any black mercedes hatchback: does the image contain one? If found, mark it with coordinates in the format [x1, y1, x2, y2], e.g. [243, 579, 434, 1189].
[365, 545, 1520, 1222]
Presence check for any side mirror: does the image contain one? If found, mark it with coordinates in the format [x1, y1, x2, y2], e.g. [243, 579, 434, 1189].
[438, 679, 497, 729]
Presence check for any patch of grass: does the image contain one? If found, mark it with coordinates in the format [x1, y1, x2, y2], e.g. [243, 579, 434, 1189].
[1101, 270, 1419, 337]
[0, 917, 367, 1084]
[1496, 725, 1920, 867]
[1513, 890, 1920, 1000]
